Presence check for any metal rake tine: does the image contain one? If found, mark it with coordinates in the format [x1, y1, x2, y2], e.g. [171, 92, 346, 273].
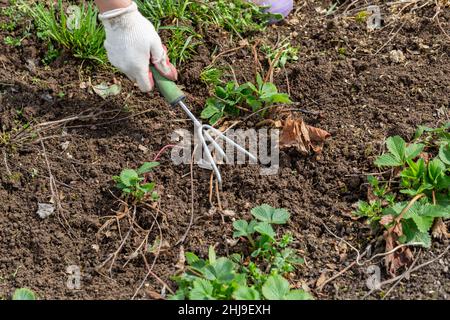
[197, 126, 223, 185]
[202, 130, 228, 161]
[201, 125, 258, 162]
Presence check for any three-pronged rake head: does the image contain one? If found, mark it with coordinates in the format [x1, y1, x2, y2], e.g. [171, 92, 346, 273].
[151, 67, 257, 185]
[196, 124, 257, 186]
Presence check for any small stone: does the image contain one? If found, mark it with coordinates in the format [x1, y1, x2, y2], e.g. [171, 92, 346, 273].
[390, 50, 405, 63]
[37, 203, 54, 219]
[222, 210, 236, 217]
[138, 145, 149, 154]
[41, 93, 53, 102]
[226, 238, 239, 247]
[60, 141, 70, 151]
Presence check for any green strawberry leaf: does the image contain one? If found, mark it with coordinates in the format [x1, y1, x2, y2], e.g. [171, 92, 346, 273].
[137, 162, 159, 175]
[201, 103, 220, 119]
[208, 246, 216, 264]
[405, 143, 424, 160]
[427, 158, 446, 184]
[401, 219, 432, 248]
[189, 279, 215, 300]
[233, 286, 260, 300]
[422, 204, 450, 218]
[233, 220, 250, 238]
[262, 275, 290, 300]
[140, 182, 155, 193]
[408, 231, 432, 248]
[375, 153, 403, 167]
[411, 215, 434, 233]
[204, 257, 235, 283]
[386, 136, 406, 163]
[119, 169, 139, 186]
[12, 288, 36, 300]
[209, 112, 223, 125]
[251, 204, 290, 224]
[439, 144, 450, 165]
[285, 290, 314, 300]
[254, 222, 276, 240]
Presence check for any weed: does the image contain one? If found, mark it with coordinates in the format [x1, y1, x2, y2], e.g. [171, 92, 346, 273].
[192, 0, 279, 34]
[7, 172, 22, 184]
[42, 42, 61, 65]
[3, 35, 23, 47]
[0, 2, 23, 32]
[261, 39, 299, 69]
[137, 0, 277, 34]
[325, 2, 338, 16]
[21, 0, 106, 63]
[30, 168, 39, 179]
[0, 111, 34, 150]
[161, 25, 201, 67]
[113, 162, 160, 203]
[169, 204, 312, 300]
[354, 176, 396, 226]
[200, 66, 224, 87]
[337, 47, 346, 56]
[355, 11, 369, 23]
[136, 0, 278, 66]
[135, 0, 191, 28]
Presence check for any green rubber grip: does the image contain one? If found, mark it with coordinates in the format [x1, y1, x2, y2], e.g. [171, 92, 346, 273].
[151, 66, 185, 106]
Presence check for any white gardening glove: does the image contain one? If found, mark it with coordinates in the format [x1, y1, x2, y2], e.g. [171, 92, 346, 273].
[98, 2, 178, 92]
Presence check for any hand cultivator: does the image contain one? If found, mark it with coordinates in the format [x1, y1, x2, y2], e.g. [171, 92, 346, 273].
[151, 67, 257, 186]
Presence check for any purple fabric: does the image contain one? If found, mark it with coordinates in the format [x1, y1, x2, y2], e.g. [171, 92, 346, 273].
[251, 0, 294, 18]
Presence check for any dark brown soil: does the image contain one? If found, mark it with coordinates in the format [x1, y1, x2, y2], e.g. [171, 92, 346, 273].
[0, 0, 449, 300]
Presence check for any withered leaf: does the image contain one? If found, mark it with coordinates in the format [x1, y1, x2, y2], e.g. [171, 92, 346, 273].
[145, 288, 164, 300]
[315, 271, 328, 289]
[380, 215, 394, 226]
[280, 116, 331, 154]
[280, 117, 309, 154]
[384, 230, 413, 276]
[175, 245, 186, 270]
[431, 218, 449, 240]
[307, 125, 331, 153]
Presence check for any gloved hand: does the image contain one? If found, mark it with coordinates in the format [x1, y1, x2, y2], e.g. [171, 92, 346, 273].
[98, 2, 177, 92]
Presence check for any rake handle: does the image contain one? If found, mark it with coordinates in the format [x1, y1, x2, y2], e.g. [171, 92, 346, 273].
[151, 66, 185, 106]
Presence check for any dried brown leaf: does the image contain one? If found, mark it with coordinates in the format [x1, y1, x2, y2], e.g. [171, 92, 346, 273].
[384, 230, 413, 276]
[175, 245, 185, 270]
[431, 218, 449, 240]
[145, 288, 164, 300]
[380, 215, 394, 226]
[367, 184, 378, 202]
[279, 117, 309, 154]
[280, 116, 331, 154]
[315, 271, 328, 288]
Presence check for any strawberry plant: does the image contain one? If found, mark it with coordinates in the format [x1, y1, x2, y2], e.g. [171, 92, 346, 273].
[12, 288, 36, 300]
[374, 135, 425, 168]
[169, 204, 312, 300]
[113, 162, 159, 203]
[260, 39, 299, 69]
[201, 74, 291, 125]
[354, 175, 396, 226]
[354, 123, 450, 251]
